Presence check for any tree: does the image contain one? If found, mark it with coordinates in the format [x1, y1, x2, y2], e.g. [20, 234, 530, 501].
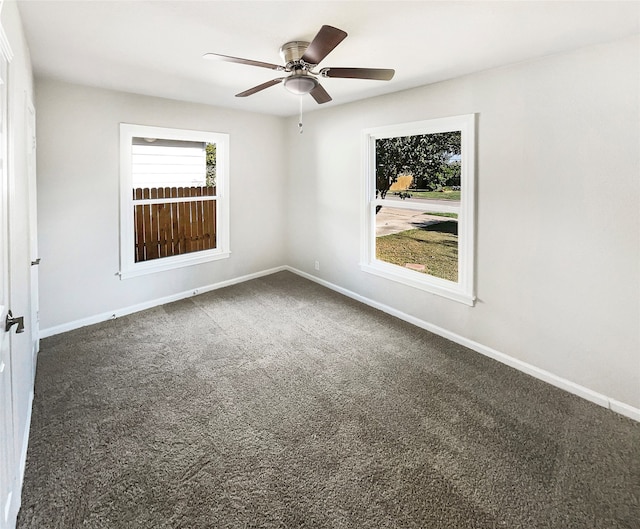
[438, 159, 461, 188]
[206, 143, 216, 187]
[375, 131, 461, 208]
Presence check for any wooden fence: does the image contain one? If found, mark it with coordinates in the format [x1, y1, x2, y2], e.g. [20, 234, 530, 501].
[133, 186, 217, 262]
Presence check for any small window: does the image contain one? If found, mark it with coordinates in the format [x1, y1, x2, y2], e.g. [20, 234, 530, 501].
[361, 115, 476, 305]
[119, 124, 229, 278]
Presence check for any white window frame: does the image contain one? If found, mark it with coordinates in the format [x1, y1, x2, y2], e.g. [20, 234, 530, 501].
[119, 123, 230, 279]
[360, 114, 476, 306]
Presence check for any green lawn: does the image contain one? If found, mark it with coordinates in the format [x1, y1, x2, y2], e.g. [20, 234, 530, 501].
[409, 190, 461, 200]
[424, 212, 458, 219]
[376, 221, 458, 282]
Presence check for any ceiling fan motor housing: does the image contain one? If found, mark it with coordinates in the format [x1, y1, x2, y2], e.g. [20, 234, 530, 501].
[279, 41, 311, 67]
[280, 40, 319, 95]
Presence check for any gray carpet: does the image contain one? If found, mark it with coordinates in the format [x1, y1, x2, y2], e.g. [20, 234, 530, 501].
[17, 271, 640, 528]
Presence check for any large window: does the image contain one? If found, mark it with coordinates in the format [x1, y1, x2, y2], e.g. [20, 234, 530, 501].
[119, 124, 229, 278]
[361, 114, 476, 305]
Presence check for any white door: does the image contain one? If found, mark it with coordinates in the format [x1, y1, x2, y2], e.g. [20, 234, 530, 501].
[0, 216, 14, 529]
[26, 98, 37, 362]
[0, 233, 14, 529]
[0, 21, 33, 525]
[0, 313, 14, 529]
[0, 49, 16, 529]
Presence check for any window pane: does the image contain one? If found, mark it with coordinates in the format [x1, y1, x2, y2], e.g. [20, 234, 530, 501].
[375, 206, 458, 282]
[133, 188, 217, 263]
[130, 137, 218, 263]
[375, 132, 461, 203]
[132, 138, 206, 187]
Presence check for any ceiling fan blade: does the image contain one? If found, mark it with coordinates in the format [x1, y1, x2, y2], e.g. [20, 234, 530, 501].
[301, 25, 347, 65]
[236, 78, 284, 97]
[203, 53, 283, 71]
[320, 67, 395, 81]
[310, 83, 332, 104]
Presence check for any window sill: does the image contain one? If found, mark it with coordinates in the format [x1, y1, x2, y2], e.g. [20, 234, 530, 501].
[119, 250, 230, 279]
[360, 261, 475, 306]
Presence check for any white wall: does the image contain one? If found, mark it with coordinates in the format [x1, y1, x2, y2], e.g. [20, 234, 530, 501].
[285, 36, 640, 410]
[36, 79, 287, 331]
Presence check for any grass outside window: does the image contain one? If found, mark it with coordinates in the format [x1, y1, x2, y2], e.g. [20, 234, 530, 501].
[376, 221, 458, 282]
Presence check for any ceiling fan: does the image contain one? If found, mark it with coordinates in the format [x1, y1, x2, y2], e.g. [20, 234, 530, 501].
[203, 25, 395, 104]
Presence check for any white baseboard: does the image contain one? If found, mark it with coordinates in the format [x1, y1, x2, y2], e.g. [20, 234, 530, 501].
[39, 266, 287, 339]
[285, 266, 640, 423]
[609, 399, 640, 423]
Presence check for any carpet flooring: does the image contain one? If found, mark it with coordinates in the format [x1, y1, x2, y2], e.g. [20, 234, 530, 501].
[17, 271, 640, 528]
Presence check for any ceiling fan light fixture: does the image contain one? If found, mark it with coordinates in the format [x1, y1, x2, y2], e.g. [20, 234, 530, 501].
[283, 75, 318, 95]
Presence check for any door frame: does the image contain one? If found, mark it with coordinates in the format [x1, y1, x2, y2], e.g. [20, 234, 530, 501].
[26, 96, 37, 366]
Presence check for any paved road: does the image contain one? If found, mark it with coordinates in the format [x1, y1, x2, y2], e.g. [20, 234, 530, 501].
[376, 208, 457, 236]
[383, 195, 460, 208]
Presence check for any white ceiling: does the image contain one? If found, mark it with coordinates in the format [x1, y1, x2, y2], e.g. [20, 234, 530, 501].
[15, 0, 640, 117]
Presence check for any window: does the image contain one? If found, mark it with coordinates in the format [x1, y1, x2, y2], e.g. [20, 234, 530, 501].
[361, 114, 476, 305]
[119, 124, 229, 279]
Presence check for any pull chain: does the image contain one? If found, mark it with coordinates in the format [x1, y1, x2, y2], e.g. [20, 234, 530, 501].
[298, 96, 303, 134]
